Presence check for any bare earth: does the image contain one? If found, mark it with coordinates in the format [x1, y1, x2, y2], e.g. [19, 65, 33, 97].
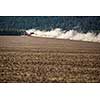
[0, 36, 100, 83]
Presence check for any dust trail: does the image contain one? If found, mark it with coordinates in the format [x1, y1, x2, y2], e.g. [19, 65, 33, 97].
[26, 28, 100, 42]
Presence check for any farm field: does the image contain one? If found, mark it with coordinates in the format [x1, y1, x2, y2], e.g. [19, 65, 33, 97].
[0, 36, 100, 82]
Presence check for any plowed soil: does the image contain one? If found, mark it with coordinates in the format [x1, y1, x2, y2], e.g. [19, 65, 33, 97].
[0, 36, 100, 82]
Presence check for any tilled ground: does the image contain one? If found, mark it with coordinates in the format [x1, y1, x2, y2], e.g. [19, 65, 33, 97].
[0, 36, 100, 82]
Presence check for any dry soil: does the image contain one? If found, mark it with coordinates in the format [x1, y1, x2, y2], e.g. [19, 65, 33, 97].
[0, 36, 100, 82]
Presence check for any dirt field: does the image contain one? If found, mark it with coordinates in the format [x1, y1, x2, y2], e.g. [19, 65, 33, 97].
[0, 36, 100, 82]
